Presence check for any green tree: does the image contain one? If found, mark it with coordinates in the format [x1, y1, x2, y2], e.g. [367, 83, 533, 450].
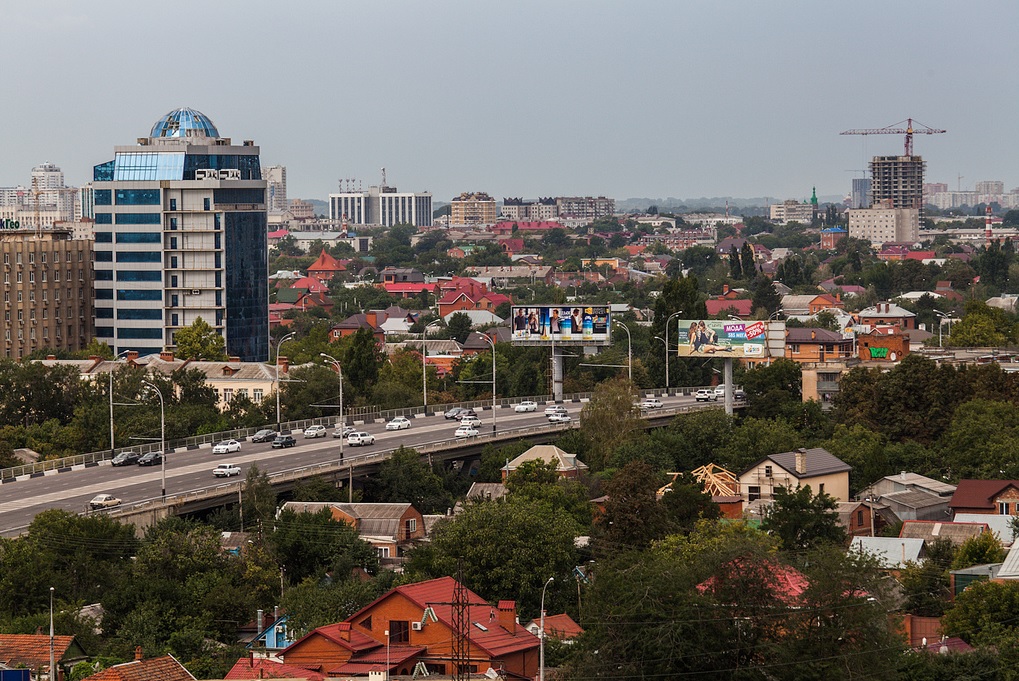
[740, 241, 756, 279]
[173, 317, 227, 360]
[269, 508, 378, 583]
[762, 485, 847, 551]
[446, 312, 473, 344]
[242, 465, 278, 535]
[750, 273, 781, 317]
[951, 531, 1007, 570]
[366, 447, 451, 514]
[942, 579, 1019, 647]
[579, 377, 642, 470]
[342, 328, 384, 397]
[594, 461, 669, 550]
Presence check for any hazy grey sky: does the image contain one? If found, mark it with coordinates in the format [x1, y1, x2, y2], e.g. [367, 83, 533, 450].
[2, 1, 1017, 205]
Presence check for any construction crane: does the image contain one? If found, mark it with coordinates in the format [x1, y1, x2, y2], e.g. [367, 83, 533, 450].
[840, 118, 946, 157]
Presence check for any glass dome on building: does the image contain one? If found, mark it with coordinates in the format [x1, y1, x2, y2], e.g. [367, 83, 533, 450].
[149, 107, 220, 139]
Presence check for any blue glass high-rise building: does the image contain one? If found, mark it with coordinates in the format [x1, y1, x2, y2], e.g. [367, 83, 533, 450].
[92, 107, 268, 361]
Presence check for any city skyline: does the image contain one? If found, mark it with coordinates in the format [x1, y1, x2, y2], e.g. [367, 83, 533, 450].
[1, 1, 1017, 204]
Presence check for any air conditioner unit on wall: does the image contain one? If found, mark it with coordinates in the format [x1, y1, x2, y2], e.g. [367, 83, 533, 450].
[191, 290, 201, 296]
[411, 621, 423, 631]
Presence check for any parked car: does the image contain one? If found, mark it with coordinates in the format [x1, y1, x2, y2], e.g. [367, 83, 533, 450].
[514, 401, 538, 413]
[251, 429, 277, 443]
[212, 463, 241, 478]
[333, 425, 356, 438]
[347, 431, 376, 446]
[89, 494, 121, 510]
[715, 385, 727, 398]
[111, 451, 141, 466]
[454, 424, 480, 438]
[212, 439, 242, 454]
[304, 425, 327, 439]
[640, 397, 664, 409]
[272, 435, 297, 448]
[137, 451, 162, 466]
[548, 412, 572, 424]
[459, 415, 482, 427]
[694, 389, 717, 402]
[545, 404, 567, 416]
[386, 417, 412, 431]
[444, 406, 468, 420]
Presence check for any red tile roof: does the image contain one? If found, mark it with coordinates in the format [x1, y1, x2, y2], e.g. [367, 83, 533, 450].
[226, 658, 325, 681]
[283, 622, 381, 656]
[308, 249, 346, 273]
[383, 282, 436, 294]
[329, 646, 424, 675]
[706, 299, 753, 317]
[289, 277, 328, 293]
[530, 613, 584, 640]
[949, 480, 1019, 512]
[698, 558, 809, 606]
[0, 635, 79, 668]
[83, 656, 195, 681]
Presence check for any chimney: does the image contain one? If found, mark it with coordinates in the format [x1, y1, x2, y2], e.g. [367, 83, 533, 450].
[159, 350, 174, 362]
[228, 356, 241, 363]
[795, 448, 807, 475]
[126, 351, 139, 362]
[722, 283, 730, 296]
[836, 292, 841, 302]
[46, 354, 56, 360]
[335, 622, 351, 642]
[811, 330, 816, 340]
[496, 600, 517, 634]
[134, 646, 143, 661]
[277, 356, 290, 374]
[256, 609, 264, 633]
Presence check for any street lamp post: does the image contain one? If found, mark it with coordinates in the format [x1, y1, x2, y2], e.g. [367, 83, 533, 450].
[613, 320, 632, 382]
[539, 576, 554, 681]
[422, 320, 443, 413]
[142, 381, 165, 501]
[49, 586, 55, 681]
[320, 354, 344, 471]
[275, 332, 295, 433]
[934, 309, 949, 347]
[108, 349, 130, 456]
[664, 310, 683, 390]
[479, 333, 497, 434]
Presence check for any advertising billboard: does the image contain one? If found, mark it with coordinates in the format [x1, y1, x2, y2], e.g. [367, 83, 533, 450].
[510, 305, 611, 346]
[674, 319, 767, 358]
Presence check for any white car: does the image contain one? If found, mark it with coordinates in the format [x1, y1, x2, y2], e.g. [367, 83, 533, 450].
[89, 494, 121, 510]
[212, 439, 242, 454]
[212, 463, 241, 478]
[548, 412, 572, 424]
[639, 398, 663, 410]
[454, 424, 480, 438]
[715, 385, 727, 398]
[459, 415, 482, 427]
[544, 404, 567, 416]
[514, 401, 538, 413]
[386, 417, 411, 431]
[304, 425, 327, 438]
[695, 389, 717, 402]
[333, 425, 356, 438]
[347, 431, 376, 446]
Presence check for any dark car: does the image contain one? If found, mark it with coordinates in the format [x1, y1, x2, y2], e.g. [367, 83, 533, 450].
[272, 435, 297, 449]
[444, 406, 467, 420]
[137, 451, 163, 466]
[111, 451, 141, 467]
[251, 429, 277, 443]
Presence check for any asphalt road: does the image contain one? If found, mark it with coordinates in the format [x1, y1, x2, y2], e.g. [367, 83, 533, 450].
[0, 393, 701, 535]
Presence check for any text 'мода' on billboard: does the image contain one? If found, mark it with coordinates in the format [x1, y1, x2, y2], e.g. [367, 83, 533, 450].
[675, 320, 766, 357]
[510, 305, 612, 347]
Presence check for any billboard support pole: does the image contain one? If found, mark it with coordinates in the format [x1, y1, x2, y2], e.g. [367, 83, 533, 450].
[552, 349, 563, 403]
[724, 358, 734, 415]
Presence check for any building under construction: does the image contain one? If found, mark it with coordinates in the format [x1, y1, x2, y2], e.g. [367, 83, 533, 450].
[870, 155, 926, 209]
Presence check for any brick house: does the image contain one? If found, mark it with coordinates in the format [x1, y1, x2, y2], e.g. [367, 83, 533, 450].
[784, 328, 854, 363]
[281, 577, 538, 679]
[82, 654, 194, 681]
[0, 635, 89, 681]
[949, 480, 1019, 516]
[307, 249, 346, 284]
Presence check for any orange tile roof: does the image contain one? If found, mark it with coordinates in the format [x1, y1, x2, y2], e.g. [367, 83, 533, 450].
[530, 613, 584, 640]
[83, 655, 194, 681]
[307, 249, 346, 273]
[225, 658, 325, 681]
[0, 635, 78, 668]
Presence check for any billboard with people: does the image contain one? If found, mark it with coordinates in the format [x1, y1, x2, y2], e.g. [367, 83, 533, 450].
[510, 305, 611, 346]
[675, 320, 767, 357]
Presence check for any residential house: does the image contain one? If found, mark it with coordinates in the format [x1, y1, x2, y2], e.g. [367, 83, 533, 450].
[436, 282, 512, 319]
[837, 501, 878, 537]
[306, 249, 346, 284]
[784, 328, 854, 363]
[463, 265, 553, 288]
[329, 314, 386, 343]
[780, 293, 845, 317]
[501, 445, 590, 481]
[82, 654, 194, 681]
[949, 480, 1019, 516]
[281, 577, 539, 679]
[377, 268, 435, 299]
[819, 278, 866, 296]
[524, 613, 584, 642]
[849, 536, 926, 570]
[0, 635, 88, 681]
[900, 520, 991, 547]
[226, 657, 324, 681]
[738, 447, 852, 503]
[244, 611, 296, 655]
[858, 472, 956, 523]
[954, 513, 1018, 547]
[498, 238, 525, 257]
[707, 299, 753, 318]
[857, 302, 917, 330]
[489, 220, 563, 237]
[279, 502, 425, 564]
[856, 325, 910, 362]
[819, 227, 847, 249]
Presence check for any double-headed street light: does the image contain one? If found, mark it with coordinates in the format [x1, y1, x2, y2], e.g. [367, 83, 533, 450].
[320, 353, 345, 470]
[934, 309, 951, 347]
[141, 380, 166, 501]
[539, 576, 554, 681]
[275, 332, 296, 432]
[108, 349, 131, 456]
[422, 320, 444, 413]
[664, 310, 683, 390]
[613, 320, 632, 382]
[479, 333, 497, 434]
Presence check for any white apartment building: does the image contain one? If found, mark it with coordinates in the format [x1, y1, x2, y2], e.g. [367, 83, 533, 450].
[848, 207, 920, 246]
[329, 184, 432, 227]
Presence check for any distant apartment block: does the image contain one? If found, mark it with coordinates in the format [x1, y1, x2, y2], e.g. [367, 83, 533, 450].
[500, 197, 558, 221]
[870, 155, 925, 209]
[329, 184, 432, 228]
[851, 178, 871, 209]
[848, 206, 919, 246]
[769, 200, 815, 225]
[264, 165, 288, 212]
[449, 192, 497, 225]
[0, 162, 79, 229]
[288, 198, 315, 220]
[0, 227, 94, 359]
[556, 196, 615, 220]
